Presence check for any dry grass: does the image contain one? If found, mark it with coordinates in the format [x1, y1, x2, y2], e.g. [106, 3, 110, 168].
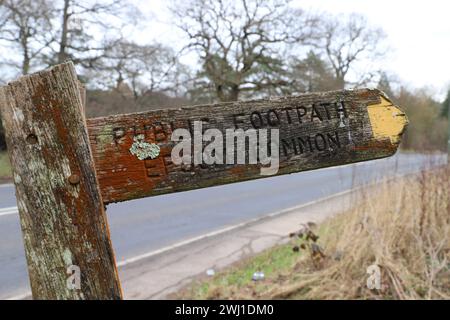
[179, 167, 449, 300]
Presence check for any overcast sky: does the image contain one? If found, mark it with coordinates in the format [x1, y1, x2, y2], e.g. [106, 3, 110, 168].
[132, 0, 450, 100]
[297, 0, 450, 99]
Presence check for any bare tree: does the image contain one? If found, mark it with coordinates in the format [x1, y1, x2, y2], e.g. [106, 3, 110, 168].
[44, 0, 139, 68]
[0, 0, 54, 75]
[320, 13, 387, 89]
[172, 0, 321, 102]
[94, 40, 190, 100]
[0, 0, 140, 74]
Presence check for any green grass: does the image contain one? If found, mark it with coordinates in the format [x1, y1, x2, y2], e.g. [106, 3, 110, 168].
[0, 151, 12, 179]
[179, 221, 332, 299]
[180, 240, 305, 299]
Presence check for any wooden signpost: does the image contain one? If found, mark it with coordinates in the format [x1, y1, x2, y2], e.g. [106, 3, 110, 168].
[0, 62, 408, 299]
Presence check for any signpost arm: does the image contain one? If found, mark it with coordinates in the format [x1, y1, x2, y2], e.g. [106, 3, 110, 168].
[87, 90, 408, 204]
[0, 62, 122, 299]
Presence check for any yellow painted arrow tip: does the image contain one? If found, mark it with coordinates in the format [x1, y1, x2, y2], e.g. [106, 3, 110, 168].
[368, 92, 409, 145]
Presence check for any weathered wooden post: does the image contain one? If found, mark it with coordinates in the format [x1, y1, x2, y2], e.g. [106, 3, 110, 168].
[0, 62, 122, 299]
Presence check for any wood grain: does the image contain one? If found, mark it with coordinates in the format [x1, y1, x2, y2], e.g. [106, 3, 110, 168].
[0, 62, 122, 299]
[87, 89, 408, 204]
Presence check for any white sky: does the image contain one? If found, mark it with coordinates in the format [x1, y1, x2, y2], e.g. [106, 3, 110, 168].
[296, 0, 450, 99]
[131, 0, 450, 101]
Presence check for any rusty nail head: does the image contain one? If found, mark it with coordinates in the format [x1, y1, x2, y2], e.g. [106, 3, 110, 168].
[68, 174, 80, 185]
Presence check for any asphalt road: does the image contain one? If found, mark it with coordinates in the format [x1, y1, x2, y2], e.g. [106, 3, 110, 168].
[0, 153, 445, 299]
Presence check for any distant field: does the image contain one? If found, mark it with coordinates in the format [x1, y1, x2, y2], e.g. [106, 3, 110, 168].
[0, 152, 11, 180]
[177, 167, 450, 300]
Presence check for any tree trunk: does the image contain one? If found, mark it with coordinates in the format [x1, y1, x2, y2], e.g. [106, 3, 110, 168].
[22, 56, 30, 75]
[336, 76, 345, 90]
[216, 84, 226, 102]
[22, 44, 30, 75]
[229, 84, 240, 101]
[20, 31, 30, 75]
[58, 0, 70, 63]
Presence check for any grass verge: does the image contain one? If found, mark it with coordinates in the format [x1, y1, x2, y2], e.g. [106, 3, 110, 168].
[0, 151, 12, 180]
[177, 167, 450, 300]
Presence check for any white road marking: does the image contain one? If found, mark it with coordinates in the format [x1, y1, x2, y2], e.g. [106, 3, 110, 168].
[0, 183, 14, 188]
[6, 292, 31, 300]
[0, 206, 18, 216]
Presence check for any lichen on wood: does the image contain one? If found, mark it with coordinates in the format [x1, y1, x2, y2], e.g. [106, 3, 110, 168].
[129, 134, 161, 160]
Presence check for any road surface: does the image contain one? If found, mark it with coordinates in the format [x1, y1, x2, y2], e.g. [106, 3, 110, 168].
[0, 153, 445, 299]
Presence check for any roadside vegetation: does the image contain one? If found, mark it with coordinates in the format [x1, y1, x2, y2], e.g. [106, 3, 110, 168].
[0, 152, 11, 181]
[178, 167, 449, 299]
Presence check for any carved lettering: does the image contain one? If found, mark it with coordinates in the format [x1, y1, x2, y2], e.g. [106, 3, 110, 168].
[280, 131, 345, 157]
